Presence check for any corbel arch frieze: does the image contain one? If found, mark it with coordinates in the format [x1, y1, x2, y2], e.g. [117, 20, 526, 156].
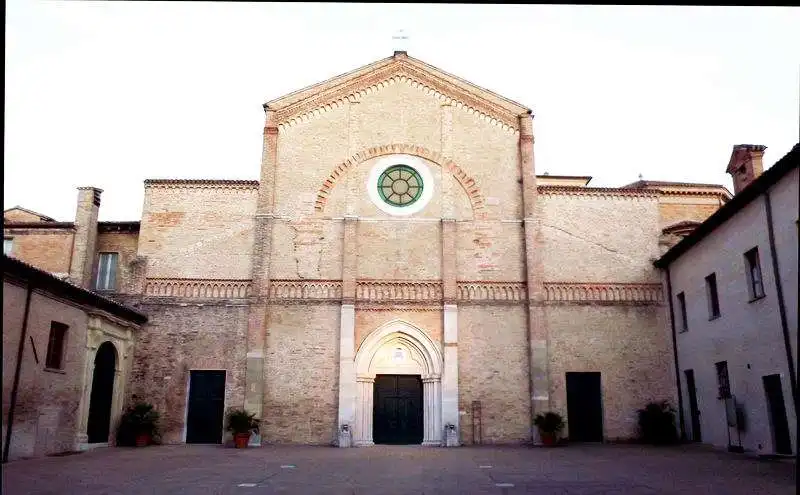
[314, 143, 487, 218]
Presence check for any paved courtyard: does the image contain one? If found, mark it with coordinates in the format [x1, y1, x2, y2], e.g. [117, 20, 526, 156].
[2, 444, 795, 494]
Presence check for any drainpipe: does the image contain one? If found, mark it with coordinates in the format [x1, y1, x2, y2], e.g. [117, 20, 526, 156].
[764, 191, 798, 412]
[665, 267, 686, 441]
[2, 283, 34, 463]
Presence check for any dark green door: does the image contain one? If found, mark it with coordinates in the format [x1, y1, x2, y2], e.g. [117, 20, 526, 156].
[373, 375, 423, 444]
[763, 374, 792, 455]
[566, 372, 604, 442]
[186, 371, 226, 444]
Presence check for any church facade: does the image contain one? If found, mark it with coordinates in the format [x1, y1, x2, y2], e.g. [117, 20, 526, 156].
[4, 52, 734, 447]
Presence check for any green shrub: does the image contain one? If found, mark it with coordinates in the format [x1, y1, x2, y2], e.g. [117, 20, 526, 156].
[534, 411, 565, 434]
[225, 408, 260, 435]
[637, 401, 678, 445]
[116, 402, 160, 446]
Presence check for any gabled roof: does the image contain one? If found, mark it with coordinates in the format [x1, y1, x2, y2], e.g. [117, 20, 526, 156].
[2, 254, 147, 325]
[264, 51, 532, 130]
[655, 142, 800, 268]
[3, 206, 56, 222]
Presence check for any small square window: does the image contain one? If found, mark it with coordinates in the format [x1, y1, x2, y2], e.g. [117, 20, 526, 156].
[677, 292, 688, 332]
[705, 273, 720, 319]
[744, 247, 765, 300]
[45, 322, 68, 370]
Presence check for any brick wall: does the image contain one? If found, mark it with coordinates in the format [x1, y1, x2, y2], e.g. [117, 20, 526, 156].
[547, 305, 674, 441]
[2, 230, 74, 275]
[125, 301, 249, 444]
[458, 304, 530, 444]
[138, 184, 257, 279]
[95, 232, 140, 293]
[262, 304, 340, 444]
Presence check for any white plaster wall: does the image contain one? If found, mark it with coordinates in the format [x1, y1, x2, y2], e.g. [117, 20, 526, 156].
[768, 166, 798, 375]
[670, 172, 798, 455]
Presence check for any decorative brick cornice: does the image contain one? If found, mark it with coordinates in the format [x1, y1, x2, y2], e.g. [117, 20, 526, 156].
[537, 186, 660, 200]
[357, 280, 443, 302]
[542, 282, 663, 304]
[269, 279, 343, 301]
[274, 61, 522, 132]
[457, 281, 527, 302]
[315, 143, 487, 217]
[144, 278, 252, 298]
[144, 179, 259, 190]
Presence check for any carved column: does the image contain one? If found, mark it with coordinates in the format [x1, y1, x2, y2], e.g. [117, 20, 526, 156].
[244, 109, 279, 444]
[519, 112, 549, 442]
[422, 377, 442, 446]
[354, 375, 374, 446]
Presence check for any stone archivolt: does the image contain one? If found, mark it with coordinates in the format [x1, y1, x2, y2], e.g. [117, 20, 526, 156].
[314, 143, 486, 217]
[142, 278, 663, 305]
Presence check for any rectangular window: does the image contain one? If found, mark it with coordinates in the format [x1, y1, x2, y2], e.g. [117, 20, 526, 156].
[3, 238, 12, 256]
[677, 292, 688, 332]
[95, 252, 119, 291]
[45, 322, 68, 370]
[715, 361, 731, 399]
[744, 247, 765, 300]
[705, 273, 720, 319]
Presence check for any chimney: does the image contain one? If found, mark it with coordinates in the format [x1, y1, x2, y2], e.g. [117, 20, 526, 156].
[726, 144, 766, 194]
[68, 187, 102, 288]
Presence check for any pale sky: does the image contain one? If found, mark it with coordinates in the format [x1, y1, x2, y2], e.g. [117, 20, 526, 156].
[4, 2, 799, 221]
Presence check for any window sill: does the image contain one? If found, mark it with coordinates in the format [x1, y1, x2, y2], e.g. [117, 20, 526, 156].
[748, 295, 766, 304]
[43, 367, 66, 375]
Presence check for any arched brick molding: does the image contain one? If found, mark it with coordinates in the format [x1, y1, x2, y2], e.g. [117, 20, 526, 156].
[314, 144, 487, 218]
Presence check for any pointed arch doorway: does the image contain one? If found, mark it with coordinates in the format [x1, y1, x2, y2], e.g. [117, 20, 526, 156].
[353, 320, 443, 446]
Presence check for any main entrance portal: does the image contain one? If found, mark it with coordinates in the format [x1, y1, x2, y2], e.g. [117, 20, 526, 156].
[374, 375, 423, 444]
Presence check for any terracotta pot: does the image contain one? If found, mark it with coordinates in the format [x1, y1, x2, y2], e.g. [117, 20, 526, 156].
[234, 433, 251, 449]
[541, 432, 556, 446]
[135, 433, 150, 448]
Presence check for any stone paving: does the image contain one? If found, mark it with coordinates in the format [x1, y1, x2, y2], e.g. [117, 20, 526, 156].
[1, 444, 795, 495]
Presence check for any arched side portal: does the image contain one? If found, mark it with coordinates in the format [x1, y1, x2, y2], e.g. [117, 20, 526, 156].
[87, 341, 118, 443]
[352, 320, 443, 446]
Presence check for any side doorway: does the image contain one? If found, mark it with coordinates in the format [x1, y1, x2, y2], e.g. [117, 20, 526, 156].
[185, 370, 226, 444]
[565, 372, 604, 442]
[684, 369, 702, 442]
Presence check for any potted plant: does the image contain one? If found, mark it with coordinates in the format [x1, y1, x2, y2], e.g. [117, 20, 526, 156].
[534, 412, 565, 446]
[637, 401, 678, 445]
[117, 402, 160, 447]
[226, 408, 260, 448]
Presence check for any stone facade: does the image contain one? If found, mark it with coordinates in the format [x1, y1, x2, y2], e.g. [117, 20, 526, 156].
[3, 51, 737, 447]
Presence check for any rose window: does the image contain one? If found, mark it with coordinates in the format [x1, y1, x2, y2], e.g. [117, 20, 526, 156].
[377, 165, 424, 207]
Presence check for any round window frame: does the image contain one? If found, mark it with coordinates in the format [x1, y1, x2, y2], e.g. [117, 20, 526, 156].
[366, 155, 434, 216]
[377, 164, 424, 207]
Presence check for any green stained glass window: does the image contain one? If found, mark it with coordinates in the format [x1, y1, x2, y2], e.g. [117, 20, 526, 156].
[378, 165, 424, 207]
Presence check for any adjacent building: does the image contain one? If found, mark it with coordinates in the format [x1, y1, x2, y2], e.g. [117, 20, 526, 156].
[655, 143, 799, 456]
[2, 255, 147, 461]
[5, 51, 745, 449]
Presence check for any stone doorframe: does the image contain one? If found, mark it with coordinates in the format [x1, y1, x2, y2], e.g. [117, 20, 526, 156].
[349, 320, 443, 446]
[74, 313, 136, 451]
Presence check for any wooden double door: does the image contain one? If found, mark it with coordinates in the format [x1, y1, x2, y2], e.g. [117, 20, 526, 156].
[373, 375, 423, 445]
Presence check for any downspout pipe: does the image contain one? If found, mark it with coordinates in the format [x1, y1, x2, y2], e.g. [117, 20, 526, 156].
[3, 283, 34, 463]
[665, 267, 686, 441]
[764, 191, 798, 411]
